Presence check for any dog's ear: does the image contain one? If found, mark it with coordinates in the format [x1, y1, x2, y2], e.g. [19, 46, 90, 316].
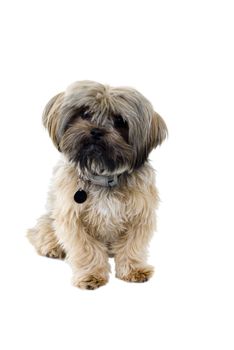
[148, 111, 168, 150]
[42, 92, 64, 150]
[133, 111, 167, 169]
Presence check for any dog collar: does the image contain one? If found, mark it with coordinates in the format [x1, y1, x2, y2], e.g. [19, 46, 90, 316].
[74, 173, 123, 203]
[87, 174, 119, 187]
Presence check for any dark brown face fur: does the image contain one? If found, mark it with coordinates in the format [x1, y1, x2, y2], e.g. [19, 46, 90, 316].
[42, 81, 168, 175]
[59, 108, 134, 174]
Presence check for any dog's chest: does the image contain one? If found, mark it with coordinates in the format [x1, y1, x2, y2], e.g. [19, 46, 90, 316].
[81, 190, 127, 240]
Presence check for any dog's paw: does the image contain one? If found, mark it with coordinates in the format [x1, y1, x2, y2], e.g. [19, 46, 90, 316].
[118, 266, 154, 283]
[73, 274, 108, 290]
[45, 247, 66, 260]
[27, 226, 66, 260]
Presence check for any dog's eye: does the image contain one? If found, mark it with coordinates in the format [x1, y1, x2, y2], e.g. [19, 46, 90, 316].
[80, 108, 91, 120]
[114, 115, 127, 128]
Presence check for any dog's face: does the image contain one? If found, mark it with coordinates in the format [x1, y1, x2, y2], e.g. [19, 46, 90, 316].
[42, 81, 167, 175]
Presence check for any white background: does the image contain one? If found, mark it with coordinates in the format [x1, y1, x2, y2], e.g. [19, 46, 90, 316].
[0, 1, 233, 349]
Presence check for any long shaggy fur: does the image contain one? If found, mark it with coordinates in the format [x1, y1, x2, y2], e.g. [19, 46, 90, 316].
[27, 81, 167, 289]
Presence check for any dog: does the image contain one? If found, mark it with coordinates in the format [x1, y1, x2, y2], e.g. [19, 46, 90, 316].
[27, 80, 167, 289]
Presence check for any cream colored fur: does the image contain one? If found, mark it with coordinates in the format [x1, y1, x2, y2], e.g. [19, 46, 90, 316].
[28, 157, 158, 289]
[27, 81, 166, 290]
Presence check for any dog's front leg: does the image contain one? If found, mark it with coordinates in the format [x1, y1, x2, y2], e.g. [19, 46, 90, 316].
[55, 219, 110, 290]
[113, 221, 155, 283]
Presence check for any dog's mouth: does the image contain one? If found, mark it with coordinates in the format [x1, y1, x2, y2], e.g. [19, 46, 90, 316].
[78, 142, 116, 173]
[82, 142, 105, 152]
[61, 131, 135, 175]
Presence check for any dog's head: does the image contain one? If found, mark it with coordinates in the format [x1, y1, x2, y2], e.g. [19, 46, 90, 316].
[42, 81, 167, 175]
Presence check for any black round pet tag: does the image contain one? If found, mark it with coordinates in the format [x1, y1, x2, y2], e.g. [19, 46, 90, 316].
[74, 189, 87, 204]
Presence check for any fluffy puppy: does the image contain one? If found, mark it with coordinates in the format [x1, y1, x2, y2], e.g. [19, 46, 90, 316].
[27, 81, 167, 290]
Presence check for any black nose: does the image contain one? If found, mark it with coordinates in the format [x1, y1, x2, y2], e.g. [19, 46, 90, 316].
[90, 128, 104, 139]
